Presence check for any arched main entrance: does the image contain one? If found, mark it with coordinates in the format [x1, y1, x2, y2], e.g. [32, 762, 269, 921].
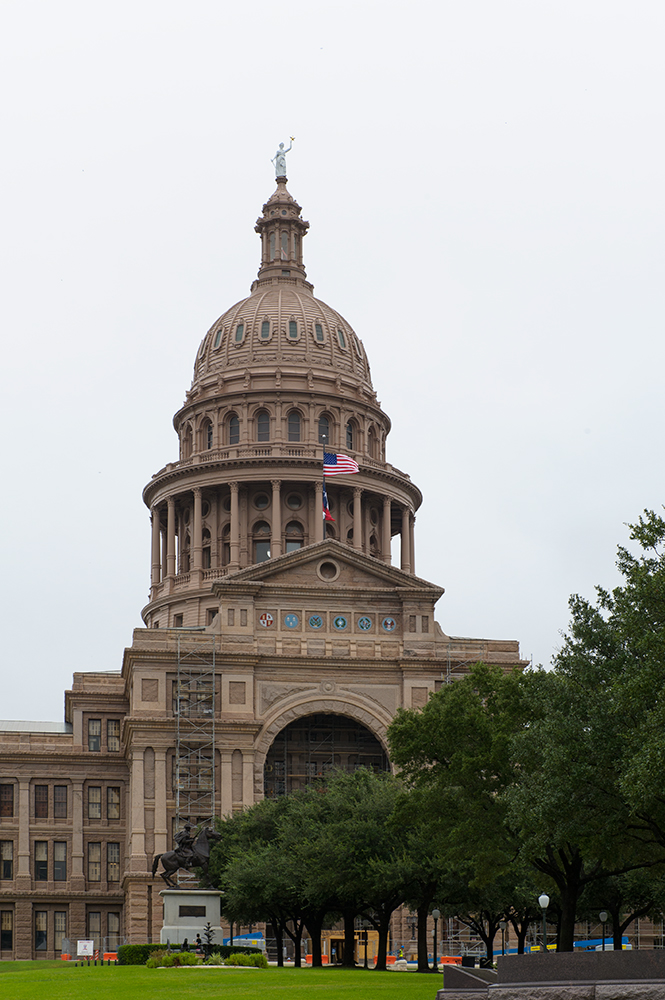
[264, 713, 390, 797]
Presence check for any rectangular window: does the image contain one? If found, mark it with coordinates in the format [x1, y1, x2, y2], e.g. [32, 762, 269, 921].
[54, 842, 67, 881]
[87, 911, 101, 945]
[88, 719, 101, 752]
[108, 912, 120, 948]
[1, 911, 12, 951]
[88, 787, 101, 820]
[88, 843, 101, 881]
[35, 911, 47, 950]
[261, 320, 270, 339]
[289, 320, 298, 339]
[173, 613, 183, 628]
[54, 911, 66, 952]
[206, 607, 216, 625]
[0, 785, 13, 818]
[107, 787, 120, 820]
[34, 841, 48, 881]
[315, 323, 324, 342]
[0, 843, 13, 881]
[107, 842, 120, 882]
[107, 719, 120, 752]
[54, 785, 67, 819]
[34, 785, 48, 819]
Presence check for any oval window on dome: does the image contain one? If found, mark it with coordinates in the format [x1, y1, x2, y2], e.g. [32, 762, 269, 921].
[315, 324, 324, 342]
[235, 324, 244, 343]
[289, 321, 298, 339]
[337, 329, 346, 349]
[213, 328, 223, 349]
[261, 321, 270, 339]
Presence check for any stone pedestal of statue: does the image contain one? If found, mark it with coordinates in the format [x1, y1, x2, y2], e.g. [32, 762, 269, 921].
[159, 889, 222, 946]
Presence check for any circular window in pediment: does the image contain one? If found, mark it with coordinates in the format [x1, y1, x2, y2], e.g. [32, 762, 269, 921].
[317, 559, 340, 582]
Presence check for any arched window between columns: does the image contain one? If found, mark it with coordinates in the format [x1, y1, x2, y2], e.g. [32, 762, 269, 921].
[318, 414, 330, 446]
[367, 426, 377, 459]
[182, 426, 193, 460]
[346, 421, 356, 451]
[228, 414, 240, 446]
[257, 410, 270, 443]
[287, 410, 301, 442]
[201, 419, 213, 451]
[253, 520, 271, 563]
[221, 523, 230, 565]
[285, 520, 304, 553]
[202, 528, 211, 569]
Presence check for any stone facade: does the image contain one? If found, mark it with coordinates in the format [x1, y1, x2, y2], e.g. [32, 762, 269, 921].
[0, 176, 527, 958]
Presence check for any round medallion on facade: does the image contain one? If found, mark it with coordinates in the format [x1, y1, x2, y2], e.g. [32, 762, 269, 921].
[333, 615, 347, 631]
[309, 615, 323, 629]
[320, 680, 336, 694]
[358, 616, 372, 631]
[382, 617, 397, 632]
[284, 614, 299, 629]
[259, 613, 274, 628]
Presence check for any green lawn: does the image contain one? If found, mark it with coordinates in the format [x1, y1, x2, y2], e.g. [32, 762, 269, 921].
[0, 963, 442, 1000]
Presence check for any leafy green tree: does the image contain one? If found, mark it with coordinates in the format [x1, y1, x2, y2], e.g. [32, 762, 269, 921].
[578, 862, 665, 949]
[507, 511, 665, 948]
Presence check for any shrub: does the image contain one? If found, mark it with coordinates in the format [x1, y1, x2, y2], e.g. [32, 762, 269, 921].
[117, 943, 164, 965]
[225, 951, 268, 968]
[146, 949, 200, 968]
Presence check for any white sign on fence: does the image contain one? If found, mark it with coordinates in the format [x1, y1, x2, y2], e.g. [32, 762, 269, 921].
[77, 939, 94, 957]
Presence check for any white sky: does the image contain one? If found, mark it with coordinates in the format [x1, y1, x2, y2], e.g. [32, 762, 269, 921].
[1, 1, 663, 721]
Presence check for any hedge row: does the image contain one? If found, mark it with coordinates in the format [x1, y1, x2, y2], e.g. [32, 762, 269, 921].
[117, 942, 259, 965]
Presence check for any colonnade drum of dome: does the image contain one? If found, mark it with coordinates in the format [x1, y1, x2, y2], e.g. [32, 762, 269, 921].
[264, 714, 389, 797]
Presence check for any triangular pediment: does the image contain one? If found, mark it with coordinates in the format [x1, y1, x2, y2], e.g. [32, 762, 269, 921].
[211, 539, 444, 597]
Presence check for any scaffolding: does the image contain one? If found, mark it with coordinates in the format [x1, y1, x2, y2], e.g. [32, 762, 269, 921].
[174, 632, 216, 882]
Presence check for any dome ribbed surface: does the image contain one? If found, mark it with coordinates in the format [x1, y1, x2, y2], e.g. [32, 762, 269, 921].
[193, 284, 373, 390]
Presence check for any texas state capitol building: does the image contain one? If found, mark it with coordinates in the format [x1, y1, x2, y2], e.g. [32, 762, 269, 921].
[0, 166, 526, 960]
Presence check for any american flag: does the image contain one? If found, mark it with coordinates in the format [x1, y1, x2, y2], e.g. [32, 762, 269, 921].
[323, 452, 359, 476]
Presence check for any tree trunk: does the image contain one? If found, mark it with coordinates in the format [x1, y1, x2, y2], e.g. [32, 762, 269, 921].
[374, 912, 391, 971]
[612, 912, 622, 951]
[273, 922, 284, 967]
[417, 901, 431, 973]
[283, 918, 303, 967]
[305, 913, 324, 968]
[558, 887, 579, 952]
[342, 909, 357, 967]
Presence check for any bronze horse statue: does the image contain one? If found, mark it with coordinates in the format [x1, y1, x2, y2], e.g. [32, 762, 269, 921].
[152, 825, 220, 888]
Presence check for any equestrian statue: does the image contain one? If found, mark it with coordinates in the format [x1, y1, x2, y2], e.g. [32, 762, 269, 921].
[152, 823, 220, 888]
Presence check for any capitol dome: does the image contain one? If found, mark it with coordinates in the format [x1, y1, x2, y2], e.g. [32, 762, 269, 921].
[190, 176, 374, 394]
[142, 173, 423, 631]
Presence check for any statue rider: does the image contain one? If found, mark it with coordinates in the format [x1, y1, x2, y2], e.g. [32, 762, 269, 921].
[174, 822, 196, 865]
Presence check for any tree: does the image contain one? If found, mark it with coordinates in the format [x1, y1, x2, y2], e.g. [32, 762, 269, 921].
[505, 510, 665, 949]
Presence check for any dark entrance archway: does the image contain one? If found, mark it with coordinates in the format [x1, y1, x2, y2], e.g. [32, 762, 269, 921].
[264, 713, 390, 797]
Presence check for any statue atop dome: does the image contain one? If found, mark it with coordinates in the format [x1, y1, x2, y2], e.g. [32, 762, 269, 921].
[271, 138, 293, 178]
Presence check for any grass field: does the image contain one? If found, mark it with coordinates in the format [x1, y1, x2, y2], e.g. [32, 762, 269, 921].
[0, 962, 442, 1000]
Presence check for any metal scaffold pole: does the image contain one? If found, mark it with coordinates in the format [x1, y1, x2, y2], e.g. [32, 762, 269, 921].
[175, 630, 216, 885]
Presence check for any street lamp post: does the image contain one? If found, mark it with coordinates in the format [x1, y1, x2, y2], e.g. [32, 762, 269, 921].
[599, 911, 608, 952]
[499, 920, 507, 957]
[432, 909, 440, 973]
[538, 895, 550, 953]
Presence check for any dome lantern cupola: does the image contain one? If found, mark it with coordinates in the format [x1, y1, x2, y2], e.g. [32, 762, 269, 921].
[252, 177, 311, 290]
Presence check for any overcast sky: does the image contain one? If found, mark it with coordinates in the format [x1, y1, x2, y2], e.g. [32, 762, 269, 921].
[1, 1, 663, 721]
